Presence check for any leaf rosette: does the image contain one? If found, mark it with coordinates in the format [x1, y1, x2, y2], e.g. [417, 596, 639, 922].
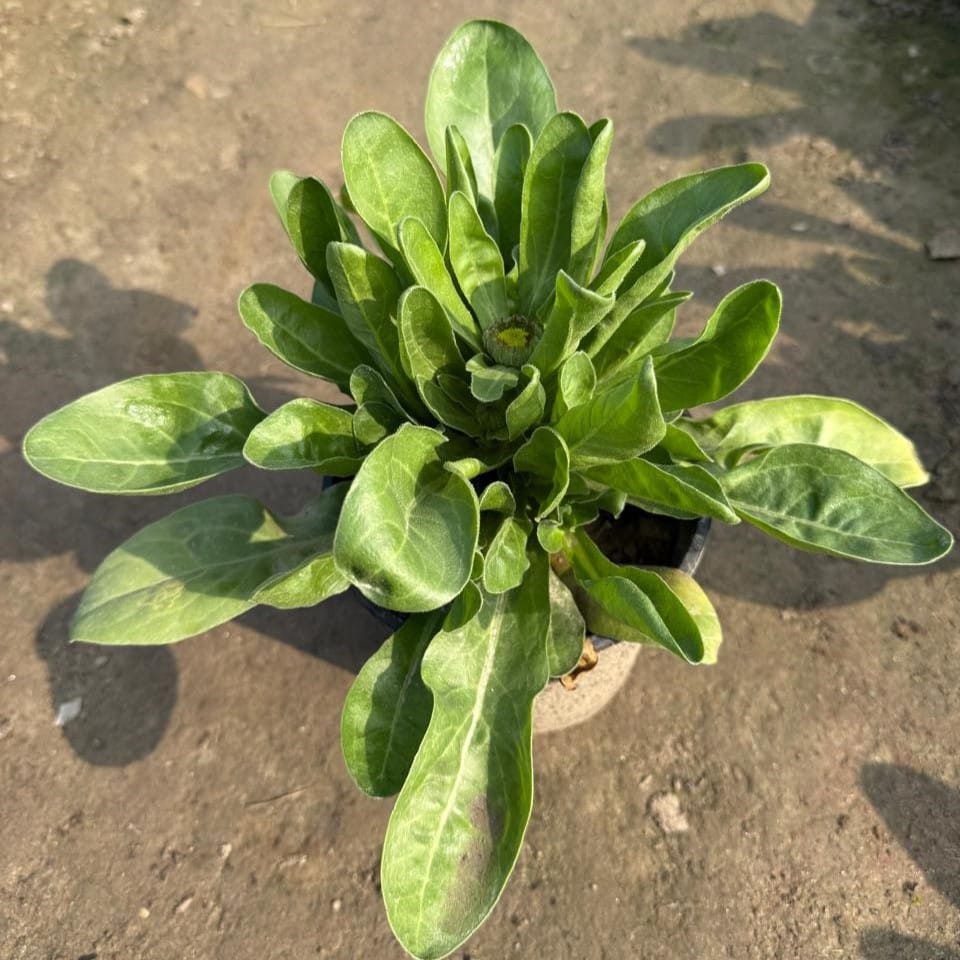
[21, 18, 953, 960]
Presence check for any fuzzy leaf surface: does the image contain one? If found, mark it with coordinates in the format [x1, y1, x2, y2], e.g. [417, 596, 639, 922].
[334, 425, 480, 611]
[24, 373, 263, 495]
[448, 191, 509, 329]
[381, 556, 550, 960]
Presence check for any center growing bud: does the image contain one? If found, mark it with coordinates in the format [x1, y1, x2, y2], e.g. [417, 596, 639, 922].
[482, 314, 543, 367]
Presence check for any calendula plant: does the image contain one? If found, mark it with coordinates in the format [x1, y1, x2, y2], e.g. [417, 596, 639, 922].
[24, 18, 952, 960]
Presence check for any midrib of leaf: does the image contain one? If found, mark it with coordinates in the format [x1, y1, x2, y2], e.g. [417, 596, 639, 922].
[414, 595, 504, 944]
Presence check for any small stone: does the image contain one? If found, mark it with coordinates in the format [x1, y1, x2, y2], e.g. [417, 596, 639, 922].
[710, 263, 727, 277]
[54, 697, 82, 726]
[331, 897, 342, 912]
[589, 882, 599, 892]
[790, 221, 810, 233]
[219, 842, 233, 861]
[649, 792, 690, 834]
[926, 229, 960, 261]
[184, 74, 209, 99]
[907, 44, 920, 58]
[175, 895, 194, 915]
[0, 299, 13, 313]
[138, 907, 150, 919]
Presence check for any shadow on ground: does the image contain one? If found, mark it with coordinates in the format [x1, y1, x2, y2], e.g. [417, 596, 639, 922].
[859, 764, 960, 959]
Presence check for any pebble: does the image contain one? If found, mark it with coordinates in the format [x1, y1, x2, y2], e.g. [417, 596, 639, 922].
[331, 898, 342, 912]
[790, 221, 810, 233]
[649, 791, 690, 834]
[54, 697, 82, 727]
[175, 895, 194, 915]
[138, 907, 150, 920]
[926, 229, 960, 260]
[710, 263, 727, 277]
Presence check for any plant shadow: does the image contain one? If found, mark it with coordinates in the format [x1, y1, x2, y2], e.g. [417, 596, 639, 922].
[858, 764, 960, 958]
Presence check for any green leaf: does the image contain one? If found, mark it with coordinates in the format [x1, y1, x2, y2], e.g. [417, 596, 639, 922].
[354, 401, 406, 447]
[585, 459, 739, 522]
[478, 480, 516, 514]
[398, 216, 482, 352]
[529, 270, 614, 378]
[399, 287, 466, 392]
[444, 125, 479, 203]
[448, 191, 509, 329]
[589, 239, 646, 297]
[643, 566, 722, 665]
[552, 351, 597, 419]
[326, 242, 424, 415]
[547, 571, 585, 676]
[568, 118, 613, 284]
[425, 19, 557, 202]
[349, 364, 404, 411]
[513, 426, 570, 518]
[589, 292, 689, 380]
[334, 424, 480, 611]
[537, 519, 566, 553]
[342, 111, 446, 258]
[466, 355, 519, 402]
[72, 492, 343, 645]
[603, 162, 770, 321]
[24, 373, 264, 495]
[483, 515, 532, 593]
[653, 280, 781, 410]
[505, 364, 545, 440]
[493, 124, 532, 267]
[657, 422, 711, 463]
[565, 529, 705, 662]
[269, 171, 346, 309]
[242, 399, 362, 475]
[341, 609, 445, 797]
[252, 483, 350, 608]
[554, 356, 665, 467]
[717, 443, 953, 565]
[238, 283, 370, 390]
[420, 378, 484, 437]
[681, 395, 929, 487]
[381, 555, 551, 960]
[519, 113, 594, 315]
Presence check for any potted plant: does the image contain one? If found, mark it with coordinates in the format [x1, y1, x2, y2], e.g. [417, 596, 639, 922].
[23, 19, 952, 960]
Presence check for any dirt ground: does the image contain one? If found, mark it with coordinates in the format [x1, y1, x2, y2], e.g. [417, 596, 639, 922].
[2, 1, 958, 958]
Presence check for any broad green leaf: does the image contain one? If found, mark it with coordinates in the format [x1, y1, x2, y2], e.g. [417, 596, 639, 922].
[657, 422, 711, 463]
[420, 378, 484, 437]
[603, 162, 770, 322]
[445, 125, 479, 203]
[334, 425, 480, 611]
[590, 292, 689, 380]
[519, 113, 594, 315]
[238, 284, 371, 390]
[466, 355, 519, 402]
[354, 402, 406, 446]
[243, 399, 362, 475]
[547, 571, 585, 677]
[552, 351, 596, 419]
[589, 239, 646, 297]
[342, 111, 446, 258]
[644, 566, 722, 665]
[252, 483, 350, 608]
[349, 364, 405, 411]
[269, 171, 345, 309]
[399, 287, 465, 390]
[568, 118, 613, 284]
[381, 556, 551, 960]
[482, 516, 531, 593]
[513, 426, 570, 518]
[24, 373, 264, 495]
[505, 364, 545, 440]
[585, 459, 739, 523]
[717, 443, 952, 564]
[493, 124, 532, 266]
[566, 529, 705, 662]
[341, 609, 445, 797]
[529, 271, 614, 378]
[478, 481, 516, 514]
[560, 487, 628, 528]
[72, 492, 343, 644]
[326, 242, 424, 415]
[654, 281, 781, 411]
[425, 19, 557, 202]
[536, 520, 566, 554]
[398, 216, 481, 352]
[681, 395, 929, 487]
[448, 191, 509, 329]
[554, 356, 665, 467]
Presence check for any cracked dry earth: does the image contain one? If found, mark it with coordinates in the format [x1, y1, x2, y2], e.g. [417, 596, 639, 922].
[1, 1, 958, 958]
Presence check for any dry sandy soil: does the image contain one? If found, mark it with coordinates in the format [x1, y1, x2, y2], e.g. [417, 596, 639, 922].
[2, 1, 959, 958]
